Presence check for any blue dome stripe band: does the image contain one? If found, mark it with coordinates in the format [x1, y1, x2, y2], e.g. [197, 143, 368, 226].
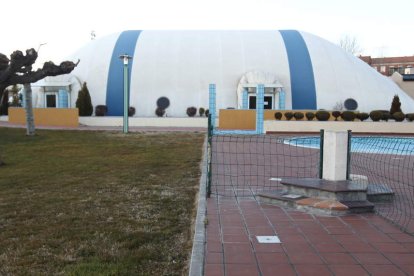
[279, 30, 317, 109]
[106, 30, 142, 116]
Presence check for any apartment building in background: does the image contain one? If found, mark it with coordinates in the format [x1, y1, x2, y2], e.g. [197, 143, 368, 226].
[359, 55, 414, 99]
[359, 55, 414, 76]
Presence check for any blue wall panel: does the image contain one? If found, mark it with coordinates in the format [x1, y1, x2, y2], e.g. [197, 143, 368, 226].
[280, 30, 317, 110]
[106, 30, 142, 116]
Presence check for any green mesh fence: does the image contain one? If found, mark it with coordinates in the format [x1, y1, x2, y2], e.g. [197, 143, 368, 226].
[209, 134, 320, 197]
[350, 136, 414, 234]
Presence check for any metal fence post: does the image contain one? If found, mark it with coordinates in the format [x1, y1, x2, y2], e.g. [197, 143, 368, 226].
[346, 130, 352, 180]
[319, 129, 324, 179]
[207, 114, 213, 197]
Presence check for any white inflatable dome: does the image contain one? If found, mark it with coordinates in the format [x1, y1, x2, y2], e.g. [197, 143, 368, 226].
[66, 30, 414, 116]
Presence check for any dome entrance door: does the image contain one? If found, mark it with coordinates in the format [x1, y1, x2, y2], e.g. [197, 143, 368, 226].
[248, 95, 273, 109]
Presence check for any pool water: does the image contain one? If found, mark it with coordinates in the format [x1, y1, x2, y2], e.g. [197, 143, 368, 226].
[285, 136, 414, 155]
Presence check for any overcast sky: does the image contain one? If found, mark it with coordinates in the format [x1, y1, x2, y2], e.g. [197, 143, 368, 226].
[3, 0, 413, 65]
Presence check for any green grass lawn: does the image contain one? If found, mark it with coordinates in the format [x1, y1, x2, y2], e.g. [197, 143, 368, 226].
[0, 128, 204, 275]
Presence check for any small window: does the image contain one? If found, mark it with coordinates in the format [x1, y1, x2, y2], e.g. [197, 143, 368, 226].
[46, 94, 57, 108]
[380, 66, 386, 73]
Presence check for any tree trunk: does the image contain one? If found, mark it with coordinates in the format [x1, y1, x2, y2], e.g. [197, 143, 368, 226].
[0, 89, 8, 115]
[23, 83, 35, 136]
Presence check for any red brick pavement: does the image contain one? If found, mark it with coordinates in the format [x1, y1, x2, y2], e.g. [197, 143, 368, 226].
[204, 195, 414, 276]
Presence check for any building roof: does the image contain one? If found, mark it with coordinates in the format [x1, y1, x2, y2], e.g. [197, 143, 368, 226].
[360, 55, 414, 65]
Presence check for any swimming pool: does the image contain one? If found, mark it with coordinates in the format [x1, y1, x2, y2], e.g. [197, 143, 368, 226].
[285, 136, 414, 155]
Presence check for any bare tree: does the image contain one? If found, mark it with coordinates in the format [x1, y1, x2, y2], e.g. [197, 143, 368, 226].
[0, 48, 79, 135]
[339, 34, 362, 56]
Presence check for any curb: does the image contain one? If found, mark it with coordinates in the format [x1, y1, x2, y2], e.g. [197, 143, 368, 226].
[188, 137, 207, 276]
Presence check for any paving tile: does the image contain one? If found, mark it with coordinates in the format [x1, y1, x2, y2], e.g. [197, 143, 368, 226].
[206, 252, 223, 264]
[225, 264, 259, 276]
[283, 243, 314, 254]
[224, 243, 256, 264]
[294, 264, 332, 276]
[317, 217, 346, 227]
[221, 226, 246, 235]
[206, 241, 223, 252]
[402, 243, 414, 251]
[340, 242, 377, 253]
[328, 264, 369, 276]
[326, 226, 354, 235]
[313, 242, 346, 253]
[252, 240, 285, 253]
[371, 242, 411, 253]
[247, 226, 275, 236]
[222, 234, 250, 243]
[277, 233, 307, 243]
[256, 252, 290, 264]
[288, 252, 325, 264]
[357, 232, 395, 243]
[334, 234, 365, 244]
[388, 233, 414, 243]
[363, 264, 405, 276]
[384, 253, 414, 265]
[260, 264, 296, 276]
[220, 219, 244, 228]
[320, 252, 357, 264]
[353, 253, 391, 264]
[205, 263, 224, 276]
[304, 233, 336, 243]
[399, 264, 414, 275]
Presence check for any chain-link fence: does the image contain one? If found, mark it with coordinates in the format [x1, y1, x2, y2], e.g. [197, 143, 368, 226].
[350, 136, 414, 234]
[207, 126, 414, 235]
[208, 134, 320, 197]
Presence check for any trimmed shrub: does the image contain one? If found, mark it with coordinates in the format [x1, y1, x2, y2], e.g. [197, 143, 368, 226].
[274, 112, 283, 120]
[199, 107, 205, 117]
[293, 112, 304, 120]
[341, 111, 356, 121]
[205, 109, 209, 117]
[95, 105, 107, 116]
[369, 110, 382, 121]
[305, 112, 315, 121]
[284, 112, 294, 121]
[393, 112, 405, 122]
[76, 82, 93, 116]
[356, 112, 369, 121]
[390, 95, 402, 115]
[186, 106, 197, 117]
[332, 111, 342, 121]
[155, 107, 165, 117]
[128, 106, 136, 117]
[406, 113, 414, 122]
[381, 111, 391, 121]
[315, 110, 330, 121]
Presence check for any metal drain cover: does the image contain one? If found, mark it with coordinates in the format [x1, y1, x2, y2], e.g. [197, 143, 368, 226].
[256, 236, 281, 243]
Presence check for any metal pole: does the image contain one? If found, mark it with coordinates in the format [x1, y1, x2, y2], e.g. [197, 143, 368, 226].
[319, 129, 324, 179]
[207, 114, 212, 197]
[346, 130, 352, 180]
[120, 54, 132, 134]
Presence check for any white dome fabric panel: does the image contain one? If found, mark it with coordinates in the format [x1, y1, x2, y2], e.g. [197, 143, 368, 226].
[68, 30, 414, 116]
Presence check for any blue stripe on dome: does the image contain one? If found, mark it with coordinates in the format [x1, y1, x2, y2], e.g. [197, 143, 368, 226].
[279, 30, 317, 110]
[106, 30, 142, 116]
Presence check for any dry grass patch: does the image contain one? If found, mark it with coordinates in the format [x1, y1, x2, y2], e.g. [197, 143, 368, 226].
[0, 128, 204, 275]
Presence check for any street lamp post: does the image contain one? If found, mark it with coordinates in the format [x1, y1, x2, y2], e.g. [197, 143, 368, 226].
[119, 54, 132, 133]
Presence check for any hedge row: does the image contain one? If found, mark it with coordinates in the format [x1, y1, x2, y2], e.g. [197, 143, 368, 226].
[274, 110, 414, 122]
